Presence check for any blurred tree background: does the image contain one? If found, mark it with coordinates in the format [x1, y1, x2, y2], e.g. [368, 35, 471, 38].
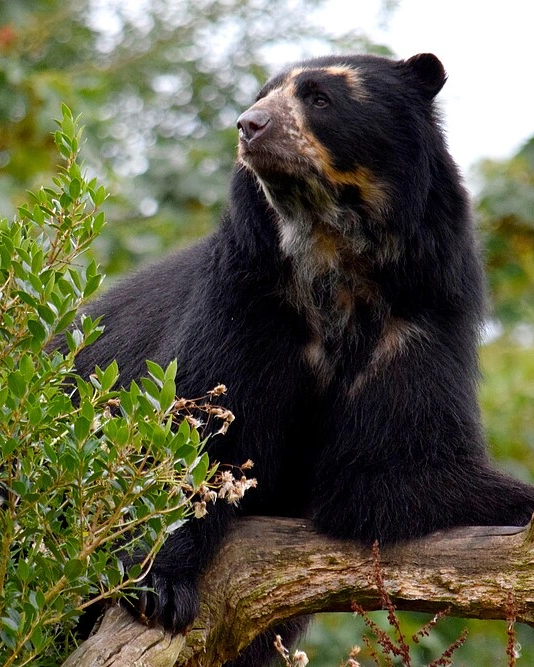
[1, 0, 533, 664]
[0, 0, 383, 275]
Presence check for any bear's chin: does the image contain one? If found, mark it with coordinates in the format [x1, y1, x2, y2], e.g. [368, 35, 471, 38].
[239, 147, 316, 183]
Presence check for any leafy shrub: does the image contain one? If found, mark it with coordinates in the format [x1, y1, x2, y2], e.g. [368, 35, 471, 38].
[0, 107, 221, 666]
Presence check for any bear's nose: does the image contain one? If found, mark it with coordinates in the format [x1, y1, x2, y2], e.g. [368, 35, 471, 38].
[237, 109, 271, 144]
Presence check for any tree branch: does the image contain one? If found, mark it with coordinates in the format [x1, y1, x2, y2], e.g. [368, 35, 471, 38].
[63, 517, 534, 667]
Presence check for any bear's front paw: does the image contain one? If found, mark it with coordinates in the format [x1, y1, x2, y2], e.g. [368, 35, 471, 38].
[127, 571, 200, 634]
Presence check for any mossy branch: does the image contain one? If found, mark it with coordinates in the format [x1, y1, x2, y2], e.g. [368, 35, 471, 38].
[63, 516, 534, 667]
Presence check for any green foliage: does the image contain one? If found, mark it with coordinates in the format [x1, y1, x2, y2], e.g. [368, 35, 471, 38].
[0, 108, 216, 666]
[304, 612, 533, 666]
[476, 137, 534, 325]
[480, 339, 534, 482]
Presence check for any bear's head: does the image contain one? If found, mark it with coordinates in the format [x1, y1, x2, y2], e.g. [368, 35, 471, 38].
[236, 53, 450, 261]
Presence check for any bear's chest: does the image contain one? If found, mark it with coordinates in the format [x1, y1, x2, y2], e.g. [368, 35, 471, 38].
[288, 266, 384, 387]
[276, 213, 391, 387]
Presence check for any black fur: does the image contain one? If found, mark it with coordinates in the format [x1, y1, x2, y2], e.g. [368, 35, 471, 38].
[71, 53, 534, 665]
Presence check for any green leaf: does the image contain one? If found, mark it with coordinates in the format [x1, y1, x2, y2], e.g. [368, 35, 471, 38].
[159, 378, 176, 413]
[1, 616, 19, 633]
[61, 116, 75, 139]
[31, 625, 45, 651]
[93, 210, 106, 233]
[43, 442, 58, 464]
[16, 290, 38, 308]
[74, 416, 91, 442]
[60, 191, 73, 209]
[80, 401, 95, 423]
[101, 361, 119, 392]
[164, 359, 178, 382]
[81, 313, 98, 334]
[32, 204, 45, 225]
[177, 444, 197, 466]
[177, 417, 191, 444]
[28, 318, 47, 344]
[8, 371, 27, 398]
[68, 161, 81, 181]
[2, 438, 18, 456]
[61, 102, 73, 121]
[33, 250, 44, 274]
[64, 559, 84, 581]
[93, 186, 107, 207]
[84, 273, 102, 299]
[120, 389, 133, 416]
[150, 424, 166, 447]
[66, 329, 84, 352]
[28, 590, 43, 611]
[19, 354, 34, 381]
[55, 133, 72, 159]
[146, 360, 165, 385]
[28, 271, 43, 293]
[191, 452, 209, 488]
[17, 559, 31, 583]
[54, 309, 78, 334]
[62, 453, 78, 473]
[115, 425, 130, 447]
[35, 590, 46, 609]
[85, 328, 104, 346]
[69, 178, 81, 199]
[141, 376, 161, 401]
[37, 303, 57, 325]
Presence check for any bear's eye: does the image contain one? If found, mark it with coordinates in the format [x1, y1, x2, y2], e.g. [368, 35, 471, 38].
[311, 94, 330, 109]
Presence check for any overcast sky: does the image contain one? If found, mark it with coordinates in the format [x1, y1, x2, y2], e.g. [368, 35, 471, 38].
[316, 0, 534, 178]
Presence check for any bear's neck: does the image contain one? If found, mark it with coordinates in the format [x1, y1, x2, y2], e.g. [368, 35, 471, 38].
[254, 172, 390, 369]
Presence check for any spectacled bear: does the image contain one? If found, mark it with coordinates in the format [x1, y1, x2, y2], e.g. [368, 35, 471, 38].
[72, 53, 534, 665]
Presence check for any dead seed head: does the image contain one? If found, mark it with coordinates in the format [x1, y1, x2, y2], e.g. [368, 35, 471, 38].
[193, 501, 208, 518]
[208, 384, 228, 396]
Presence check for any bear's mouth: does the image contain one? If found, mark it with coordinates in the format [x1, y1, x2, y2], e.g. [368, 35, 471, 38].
[238, 142, 316, 182]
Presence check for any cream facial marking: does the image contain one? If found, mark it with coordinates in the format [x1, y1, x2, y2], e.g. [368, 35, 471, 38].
[288, 65, 367, 100]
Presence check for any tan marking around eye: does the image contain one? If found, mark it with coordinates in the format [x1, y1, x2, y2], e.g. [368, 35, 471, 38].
[323, 66, 367, 98]
[287, 65, 366, 100]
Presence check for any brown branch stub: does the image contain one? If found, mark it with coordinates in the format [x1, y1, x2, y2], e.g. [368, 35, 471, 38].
[62, 604, 186, 667]
[63, 518, 534, 667]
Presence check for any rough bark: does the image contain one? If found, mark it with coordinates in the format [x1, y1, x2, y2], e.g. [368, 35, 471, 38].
[63, 517, 534, 667]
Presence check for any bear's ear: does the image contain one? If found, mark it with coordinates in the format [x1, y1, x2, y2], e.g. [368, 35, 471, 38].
[403, 53, 447, 99]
